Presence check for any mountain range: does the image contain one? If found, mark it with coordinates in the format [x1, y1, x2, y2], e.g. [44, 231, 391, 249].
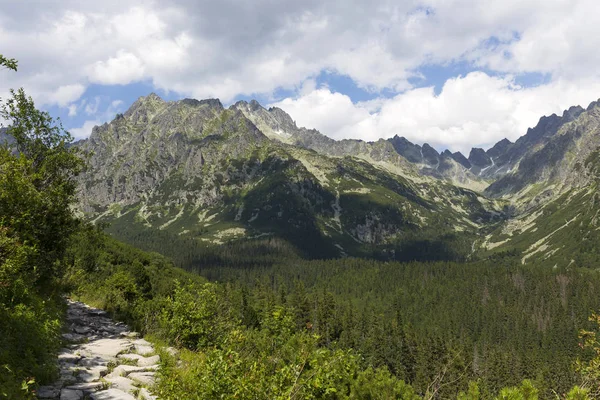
[71, 93, 600, 267]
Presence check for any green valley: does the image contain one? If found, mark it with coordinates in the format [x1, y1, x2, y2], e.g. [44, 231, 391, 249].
[4, 49, 600, 400]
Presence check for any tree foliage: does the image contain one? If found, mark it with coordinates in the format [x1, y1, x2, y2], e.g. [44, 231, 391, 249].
[0, 54, 82, 399]
[0, 54, 17, 71]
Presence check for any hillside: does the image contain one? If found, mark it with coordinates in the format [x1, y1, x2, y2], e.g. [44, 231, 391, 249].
[74, 93, 600, 268]
[476, 101, 600, 266]
[76, 94, 501, 264]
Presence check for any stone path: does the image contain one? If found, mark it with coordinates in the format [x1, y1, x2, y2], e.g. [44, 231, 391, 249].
[37, 300, 160, 400]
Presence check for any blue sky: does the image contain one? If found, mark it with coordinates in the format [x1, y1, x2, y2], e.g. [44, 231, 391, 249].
[1, 0, 600, 153]
[44, 62, 553, 146]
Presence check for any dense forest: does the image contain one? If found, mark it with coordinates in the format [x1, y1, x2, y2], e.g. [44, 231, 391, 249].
[192, 248, 600, 397]
[2, 52, 600, 399]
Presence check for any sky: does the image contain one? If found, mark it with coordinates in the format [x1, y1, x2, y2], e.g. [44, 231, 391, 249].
[1, 0, 600, 154]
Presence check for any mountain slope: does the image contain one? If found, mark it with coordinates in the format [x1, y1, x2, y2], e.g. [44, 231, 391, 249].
[233, 101, 488, 191]
[77, 94, 499, 264]
[485, 102, 600, 197]
[74, 92, 600, 268]
[475, 101, 600, 265]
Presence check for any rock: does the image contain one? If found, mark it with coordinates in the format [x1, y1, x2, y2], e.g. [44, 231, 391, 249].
[117, 353, 159, 367]
[90, 388, 136, 400]
[58, 351, 82, 364]
[60, 388, 83, 400]
[138, 388, 158, 400]
[106, 364, 158, 379]
[134, 344, 154, 355]
[78, 356, 108, 368]
[58, 373, 78, 386]
[62, 333, 86, 342]
[36, 386, 60, 398]
[74, 326, 92, 335]
[65, 381, 104, 393]
[132, 339, 152, 347]
[104, 376, 136, 392]
[138, 354, 159, 367]
[80, 338, 133, 358]
[128, 372, 155, 386]
[468, 148, 492, 169]
[421, 143, 440, 165]
[119, 331, 140, 338]
[165, 347, 178, 356]
[75, 365, 108, 382]
[59, 361, 78, 371]
[51, 300, 161, 399]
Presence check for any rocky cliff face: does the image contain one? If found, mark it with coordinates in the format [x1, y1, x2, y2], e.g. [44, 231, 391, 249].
[78, 94, 497, 262]
[234, 101, 488, 191]
[75, 92, 600, 267]
[474, 100, 600, 266]
[484, 102, 600, 198]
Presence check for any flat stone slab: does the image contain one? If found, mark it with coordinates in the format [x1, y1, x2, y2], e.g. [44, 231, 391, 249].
[104, 376, 136, 393]
[119, 331, 140, 338]
[134, 344, 154, 355]
[106, 364, 158, 379]
[60, 388, 83, 400]
[80, 338, 133, 358]
[132, 339, 151, 347]
[62, 333, 86, 342]
[117, 353, 159, 367]
[138, 355, 159, 367]
[37, 386, 60, 398]
[128, 372, 155, 386]
[90, 388, 136, 400]
[58, 351, 82, 363]
[75, 365, 108, 382]
[78, 356, 108, 368]
[65, 381, 104, 392]
[74, 326, 93, 335]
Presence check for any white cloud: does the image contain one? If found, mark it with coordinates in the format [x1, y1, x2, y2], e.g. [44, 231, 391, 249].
[467, 0, 600, 80]
[68, 104, 78, 117]
[47, 84, 86, 107]
[70, 120, 101, 140]
[1, 0, 600, 148]
[0, 0, 562, 104]
[272, 72, 600, 153]
[83, 98, 98, 115]
[87, 51, 145, 85]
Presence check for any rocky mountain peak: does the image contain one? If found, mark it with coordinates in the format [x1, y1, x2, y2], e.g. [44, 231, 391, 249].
[145, 92, 164, 102]
[248, 99, 263, 111]
[562, 105, 585, 120]
[421, 143, 440, 165]
[389, 136, 422, 163]
[586, 99, 600, 111]
[486, 138, 512, 159]
[180, 98, 224, 110]
[267, 107, 297, 128]
[123, 93, 168, 124]
[468, 148, 492, 169]
[449, 151, 471, 169]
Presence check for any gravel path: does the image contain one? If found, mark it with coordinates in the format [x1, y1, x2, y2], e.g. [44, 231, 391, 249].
[36, 300, 160, 400]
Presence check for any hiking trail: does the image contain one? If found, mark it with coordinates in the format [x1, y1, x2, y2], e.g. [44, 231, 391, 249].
[36, 300, 161, 400]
